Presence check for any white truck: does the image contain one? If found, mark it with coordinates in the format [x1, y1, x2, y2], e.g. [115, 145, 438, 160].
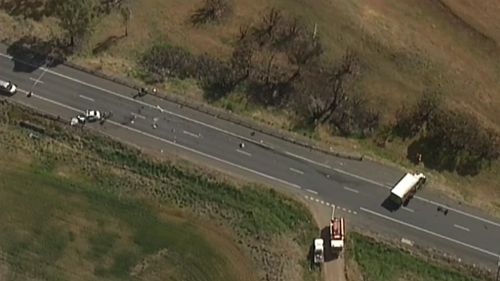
[313, 238, 324, 264]
[389, 172, 426, 206]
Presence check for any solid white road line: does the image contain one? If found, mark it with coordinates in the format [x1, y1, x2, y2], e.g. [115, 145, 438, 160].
[79, 95, 95, 102]
[334, 168, 389, 188]
[414, 195, 500, 228]
[402, 207, 415, 213]
[343, 186, 359, 194]
[131, 112, 146, 119]
[305, 189, 318, 195]
[22, 90, 305, 192]
[29, 77, 44, 84]
[454, 224, 470, 232]
[236, 149, 252, 157]
[183, 130, 200, 138]
[284, 151, 331, 169]
[4, 52, 500, 230]
[360, 207, 499, 258]
[289, 167, 304, 175]
[0, 51, 276, 151]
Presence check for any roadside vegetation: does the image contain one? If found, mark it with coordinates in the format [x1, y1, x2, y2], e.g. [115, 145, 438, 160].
[0, 101, 319, 281]
[345, 232, 488, 281]
[0, 0, 499, 212]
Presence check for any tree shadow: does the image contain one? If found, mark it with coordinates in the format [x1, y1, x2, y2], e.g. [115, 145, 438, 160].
[92, 35, 126, 55]
[0, 0, 56, 21]
[6, 36, 68, 73]
[407, 136, 482, 176]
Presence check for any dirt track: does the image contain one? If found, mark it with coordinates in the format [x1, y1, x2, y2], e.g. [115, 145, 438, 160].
[305, 199, 347, 281]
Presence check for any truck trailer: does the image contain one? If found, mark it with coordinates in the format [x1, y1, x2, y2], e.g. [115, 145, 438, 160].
[389, 172, 426, 206]
[330, 206, 345, 254]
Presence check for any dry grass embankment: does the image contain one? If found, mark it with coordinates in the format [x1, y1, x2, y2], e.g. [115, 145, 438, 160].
[0, 0, 499, 213]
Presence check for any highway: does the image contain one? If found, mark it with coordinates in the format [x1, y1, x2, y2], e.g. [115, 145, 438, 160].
[1, 44, 499, 270]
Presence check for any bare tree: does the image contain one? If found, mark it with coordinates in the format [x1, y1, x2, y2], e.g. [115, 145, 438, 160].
[190, 0, 232, 26]
[310, 49, 360, 125]
[120, 4, 131, 37]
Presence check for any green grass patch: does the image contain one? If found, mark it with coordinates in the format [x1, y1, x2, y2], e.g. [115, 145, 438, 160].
[0, 103, 319, 280]
[348, 232, 482, 281]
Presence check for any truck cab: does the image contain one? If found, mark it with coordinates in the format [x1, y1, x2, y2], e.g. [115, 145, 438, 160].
[313, 238, 324, 264]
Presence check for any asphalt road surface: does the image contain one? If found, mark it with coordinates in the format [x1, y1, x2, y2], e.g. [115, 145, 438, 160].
[1, 44, 499, 270]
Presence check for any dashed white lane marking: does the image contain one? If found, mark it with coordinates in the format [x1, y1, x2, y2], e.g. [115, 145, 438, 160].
[289, 167, 304, 175]
[306, 189, 318, 195]
[131, 112, 146, 119]
[343, 186, 359, 194]
[454, 224, 470, 232]
[183, 130, 200, 138]
[4, 52, 500, 231]
[304, 195, 358, 215]
[402, 207, 415, 213]
[79, 95, 95, 102]
[360, 207, 498, 258]
[20, 91, 305, 193]
[29, 77, 44, 84]
[284, 151, 331, 169]
[236, 149, 251, 157]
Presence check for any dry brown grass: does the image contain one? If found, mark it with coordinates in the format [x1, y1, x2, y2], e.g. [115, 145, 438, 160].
[1, 0, 499, 212]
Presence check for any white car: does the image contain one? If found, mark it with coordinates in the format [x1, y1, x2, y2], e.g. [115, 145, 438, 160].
[0, 79, 17, 95]
[70, 114, 87, 126]
[84, 110, 102, 122]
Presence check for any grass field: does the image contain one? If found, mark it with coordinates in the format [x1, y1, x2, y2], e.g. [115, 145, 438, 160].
[0, 102, 319, 281]
[0, 1, 499, 212]
[345, 232, 486, 281]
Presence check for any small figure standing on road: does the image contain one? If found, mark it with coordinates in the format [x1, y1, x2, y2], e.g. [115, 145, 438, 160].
[152, 117, 159, 129]
[239, 142, 245, 149]
[27, 91, 33, 98]
[130, 114, 136, 124]
[153, 88, 157, 94]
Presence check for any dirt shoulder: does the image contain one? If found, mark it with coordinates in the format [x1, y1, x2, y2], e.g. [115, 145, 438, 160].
[303, 198, 347, 281]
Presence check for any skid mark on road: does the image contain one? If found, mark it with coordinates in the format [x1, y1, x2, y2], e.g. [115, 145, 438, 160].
[304, 195, 358, 215]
